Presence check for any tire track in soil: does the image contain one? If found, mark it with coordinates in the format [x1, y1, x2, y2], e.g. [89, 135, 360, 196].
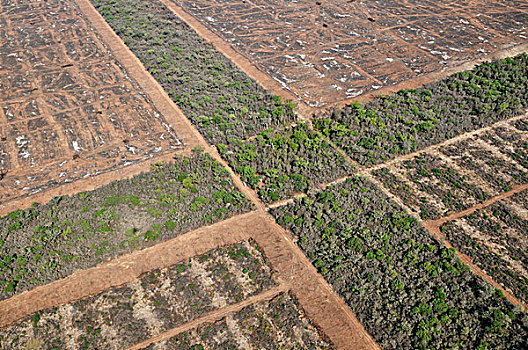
[127, 284, 289, 350]
[73, 0, 265, 212]
[2, 1, 377, 347]
[10, 0, 526, 348]
[1, 0, 209, 216]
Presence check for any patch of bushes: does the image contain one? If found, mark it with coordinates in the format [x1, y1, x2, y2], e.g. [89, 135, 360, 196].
[0, 150, 251, 300]
[271, 177, 528, 349]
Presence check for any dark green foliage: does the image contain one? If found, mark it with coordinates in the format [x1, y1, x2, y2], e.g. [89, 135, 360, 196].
[0, 152, 251, 300]
[91, 0, 296, 145]
[315, 54, 528, 164]
[219, 123, 354, 202]
[271, 177, 528, 349]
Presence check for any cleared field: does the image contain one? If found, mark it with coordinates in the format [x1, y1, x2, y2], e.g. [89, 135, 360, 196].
[147, 292, 333, 350]
[271, 178, 528, 349]
[0, 0, 184, 203]
[441, 189, 528, 304]
[0, 241, 276, 349]
[171, 0, 528, 106]
[90, 0, 296, 145]
[219, 123, 354, 203]
[374, 114, 528, 219]
[0, 152, 251, 300]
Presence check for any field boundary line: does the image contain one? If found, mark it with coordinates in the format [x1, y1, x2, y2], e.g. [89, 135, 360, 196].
[251, 212, 380, 350]
[72, 0, 208, 151]
[422, 219, 528, 311]
[127, 284, 289, 350]
[365, 111, 528, 173]
[0, 149, 189, 217]
[426, 182, 528, 229]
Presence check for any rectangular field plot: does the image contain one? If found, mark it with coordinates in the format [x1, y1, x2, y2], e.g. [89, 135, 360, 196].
[0, 241, 276, 349]
[173, 0, 528, 106]
[219, 123, 354, 203]
[374, 122, 528, 220]
[270, 177, 528, 349]
[147, 292, 333, 350]
[0, 152, 252, 301]
[0, 0, 183, 203]
[441, 190, 528, 304]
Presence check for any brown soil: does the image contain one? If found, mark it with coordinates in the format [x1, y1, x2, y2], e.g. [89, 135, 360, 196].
[0, 209, 379, 349]
[366, 112, 528, 173]
[170, 0, 528, 107]
[0, 149, 188, 217]
[427, 182, 528, 229]
[72, 0, 208, 151]
[127, 284, 289, 350]
[325, 42, 528, 110]
[0, 0, 187, 205]
[0, 211, 253, 328]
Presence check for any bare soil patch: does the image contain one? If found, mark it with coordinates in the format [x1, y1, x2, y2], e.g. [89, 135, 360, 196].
[171, 0, 528, 107]
[0, 0, 187, 205]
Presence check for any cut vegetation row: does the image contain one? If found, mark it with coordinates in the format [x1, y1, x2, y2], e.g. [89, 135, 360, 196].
[441, 189, 528, 305]
[90, 0, 296, 145]
[0, 150, 252, 300]
[146, 292, 333, 350]
[374, 117, 528, 220]
[270, 178, 528, 349]
[315, 54, 528, 165]
[0, 241, 276, 349]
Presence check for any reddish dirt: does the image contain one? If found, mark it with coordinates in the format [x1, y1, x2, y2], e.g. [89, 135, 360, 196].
[157, 0, 313, 119]
[0, 0, 188, 205]
[0, 211, 253, 328]
[427, 182, 528, 230]
[2, 1, 526, 349]
[170, 0, 528, 107]
[127, 284, 289, 350]
[325, 42, 528, 110]
[72, 0, 208, 151]
[0, 0, 215, 216]
[0, 209, 379, 349]
[0, 149, 190, 217]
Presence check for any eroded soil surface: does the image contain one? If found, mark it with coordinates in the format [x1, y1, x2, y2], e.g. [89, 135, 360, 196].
[147, 292, 333, 350]
[0, 241, 276, 349]
[0, 0, 184, 203]
[172, 0, 528, 106]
